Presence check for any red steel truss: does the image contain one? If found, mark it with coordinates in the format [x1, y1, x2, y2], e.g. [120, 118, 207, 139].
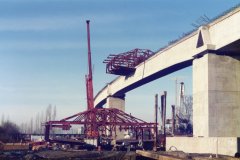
[44, 22, 156, 142]
[103, 48, 154, 75]
[44, 108, 156, 140]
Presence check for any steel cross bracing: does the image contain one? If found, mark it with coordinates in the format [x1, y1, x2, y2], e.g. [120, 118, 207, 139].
[45, 108, 156, 139]
[103, 48, 154, 75]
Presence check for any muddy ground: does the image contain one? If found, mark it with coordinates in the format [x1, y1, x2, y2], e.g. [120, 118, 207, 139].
[0, 150, 138, 160]
[1, 150, 239, 160]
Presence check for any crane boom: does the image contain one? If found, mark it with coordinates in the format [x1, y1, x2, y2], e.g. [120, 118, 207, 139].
[85, 20, 94, 110]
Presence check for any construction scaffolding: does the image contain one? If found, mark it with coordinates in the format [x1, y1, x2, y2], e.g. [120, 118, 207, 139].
[103, 48, 154, 75]
[44, 21, 157, 144]
[44, 108, 156, 141]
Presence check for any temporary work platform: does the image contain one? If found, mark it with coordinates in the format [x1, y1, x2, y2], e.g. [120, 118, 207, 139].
[103, 48, 154, 75]
[44, 108, 156, 141]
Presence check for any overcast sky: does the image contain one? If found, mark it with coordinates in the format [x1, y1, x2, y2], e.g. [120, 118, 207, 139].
[0, 0, 238, 124]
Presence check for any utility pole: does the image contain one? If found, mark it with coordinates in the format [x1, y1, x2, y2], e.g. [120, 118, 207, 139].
[171, 105, 175, 135]
[161, 91, 167, 150]
[154, 94, 158, 151]
[175, 79, 178, 110]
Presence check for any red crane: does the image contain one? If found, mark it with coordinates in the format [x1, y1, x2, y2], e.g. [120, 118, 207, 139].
[85, 20, 94, 110]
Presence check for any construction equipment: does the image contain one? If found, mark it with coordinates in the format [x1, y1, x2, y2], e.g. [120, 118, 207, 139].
[45, 108, 156, 140]
[0, 143, 29, 151]
[103, 48, 154, 75]
[44, 20, 157, 145]
[85, 20, 94, 110]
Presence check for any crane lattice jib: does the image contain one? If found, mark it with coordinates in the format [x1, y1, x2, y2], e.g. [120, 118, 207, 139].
[103, 48, 154, 75]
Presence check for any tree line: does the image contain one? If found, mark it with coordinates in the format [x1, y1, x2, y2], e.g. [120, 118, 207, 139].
[1, 104, 57, 134]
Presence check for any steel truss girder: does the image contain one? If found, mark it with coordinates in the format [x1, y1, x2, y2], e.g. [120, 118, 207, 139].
[103, 48, 154, 75]
[45, 108, 156, 138]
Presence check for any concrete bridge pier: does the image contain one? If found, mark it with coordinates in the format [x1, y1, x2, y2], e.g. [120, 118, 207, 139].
[106, 95, 126, 140]
[193, 53, 240, 137]
[106, 95, 125, 112]
[167, 53, 240, 156]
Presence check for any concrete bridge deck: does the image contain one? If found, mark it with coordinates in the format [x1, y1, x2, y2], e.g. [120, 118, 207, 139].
[94, 6, 240, 108]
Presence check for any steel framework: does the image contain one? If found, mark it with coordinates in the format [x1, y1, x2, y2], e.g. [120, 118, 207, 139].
[103, 48, 154, 75]
[44, 108, 156, 140]
[44, 22, 156, 142]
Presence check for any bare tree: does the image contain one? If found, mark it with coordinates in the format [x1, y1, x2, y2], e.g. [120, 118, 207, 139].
[53, 105, 57, 121]
[1, 114, 4, 125]
[45, 104, 52, 122]
[35, 112, 40, 133]
[30, 117, 33, 134]
[0, 121, 20, 142]
[40, 111, 44, 133]
[177, 95, 193, 134]
[24, 122, 28, 134]
[183, 95, 193, 123]
[20, 123, 25, 134]
[48, 104, 52, 121]
[6, 115, 9, 122]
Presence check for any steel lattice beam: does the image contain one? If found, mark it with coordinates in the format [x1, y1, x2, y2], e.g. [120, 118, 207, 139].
[45, 108, 156, 139]
[103, 48, 154, 75]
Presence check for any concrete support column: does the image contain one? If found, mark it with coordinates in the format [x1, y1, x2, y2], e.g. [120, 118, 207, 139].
[106, 95, 125, 111]
[106, 95, 125, 140]
[193, 53, 240, 137]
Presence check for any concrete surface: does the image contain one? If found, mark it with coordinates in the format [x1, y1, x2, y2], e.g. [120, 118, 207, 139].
[166, 137, 239, 157]
[106, 96, 125, 140]
[136, 150, 183, 160]
[94, 7, 240, 108]
[193, 54, 240, 137]
[84, 139, 97, 146]
[106, 96, 125, 112]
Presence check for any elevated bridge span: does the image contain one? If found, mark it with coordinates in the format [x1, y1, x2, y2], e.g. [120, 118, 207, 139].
[94, 7, 240, 108]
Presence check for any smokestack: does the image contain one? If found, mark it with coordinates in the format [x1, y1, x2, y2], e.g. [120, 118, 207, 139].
[179, 82, 185, 115]
[180, 82, 185, 98]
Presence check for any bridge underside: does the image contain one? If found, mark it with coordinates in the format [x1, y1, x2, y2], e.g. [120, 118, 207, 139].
[96, 59, 193, 108]
[96, 38, 240, 108]
[218, 39, 240, 55]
